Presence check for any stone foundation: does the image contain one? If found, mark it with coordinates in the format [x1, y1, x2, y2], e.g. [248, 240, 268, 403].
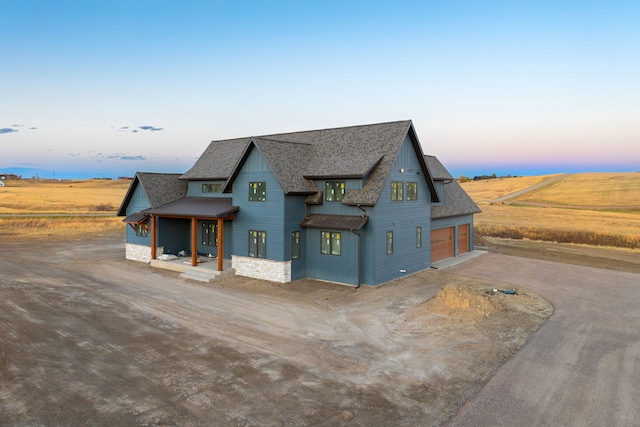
[232, 256, 291, 283]
[125, 244, 163, 263]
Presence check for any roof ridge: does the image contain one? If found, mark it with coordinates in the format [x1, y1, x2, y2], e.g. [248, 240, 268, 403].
[259, 119, 412, 139]
[251, 136, 312, 145]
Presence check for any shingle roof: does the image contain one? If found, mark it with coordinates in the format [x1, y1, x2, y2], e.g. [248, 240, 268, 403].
[425, 156, 482, 219]
[117, 172, 188, 216]
[425, 155, 454, 180]
[144, 197, 239, 218]
[222, 120, 438, 205]
[180, 138, 249, 180]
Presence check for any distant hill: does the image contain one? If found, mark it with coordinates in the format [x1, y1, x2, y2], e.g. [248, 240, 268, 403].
[0, 167, 113, 180]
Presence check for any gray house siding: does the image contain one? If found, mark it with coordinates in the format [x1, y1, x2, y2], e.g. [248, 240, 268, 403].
[285, 195, 307, 280]
[125, 183, 152, 246]
[431, 213, 475, 256]
[232, 148, 287, 261]
[369, 135, 431, 285]
[305, 228, 360, 285]
[157, 218, 190, 255]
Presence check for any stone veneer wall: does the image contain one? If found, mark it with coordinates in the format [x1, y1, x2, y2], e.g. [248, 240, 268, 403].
[232, 255, 291, 283]
[125, 244, 163, 263]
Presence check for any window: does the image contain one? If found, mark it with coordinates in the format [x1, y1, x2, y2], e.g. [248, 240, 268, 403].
[406, 182, 418, 201]
[249, 182, 266, 202]
[321, 231, 341, 256]
[135, 223, 148, 237]
[202, 183, 222, 193]
[291, 231, 301, 260]
[248, 230, 266, 258]
[387, 231, 393, 254]
[416, 226, 422, 248]
[391, 181, 404, 201]
[325, 181, 345, 202]
[202, 222, 218, 246]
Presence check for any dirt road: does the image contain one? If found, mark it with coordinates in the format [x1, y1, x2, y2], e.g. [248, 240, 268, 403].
[446, 253, 640, 426]
[0, 236, 549, 426]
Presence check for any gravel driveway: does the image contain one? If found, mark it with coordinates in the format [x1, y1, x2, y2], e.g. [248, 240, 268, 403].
[445, 253, 640, 426]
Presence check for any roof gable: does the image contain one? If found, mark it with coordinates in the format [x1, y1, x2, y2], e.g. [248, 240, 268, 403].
[180, 138, 249, 180]
[117, 172, 187, 216]
[182, 120, 439, 205]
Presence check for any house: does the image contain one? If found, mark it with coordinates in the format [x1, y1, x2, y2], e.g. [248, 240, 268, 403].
[117, 120, 480, 286]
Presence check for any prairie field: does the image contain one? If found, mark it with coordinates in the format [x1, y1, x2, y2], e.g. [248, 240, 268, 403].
[462, 172, 640, 249]
[0, 179, 130, 242]
[0, 179, 130, 213]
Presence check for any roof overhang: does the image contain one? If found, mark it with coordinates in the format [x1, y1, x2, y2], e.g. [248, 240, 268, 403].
[300, 214, 369, 231]
[144, 197, 239, 219]
[122, 212, 149, 224]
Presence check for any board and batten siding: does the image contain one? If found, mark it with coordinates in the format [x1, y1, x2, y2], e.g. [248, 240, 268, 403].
[305, 180, 369, 285]
[125, 182, 152, 246]
[305, 228, 360, 285]
[365, 134, 431, 285]
[157, 217, 190, 255]
[285, 195, 307, 280]
[232, 148, 287, 261]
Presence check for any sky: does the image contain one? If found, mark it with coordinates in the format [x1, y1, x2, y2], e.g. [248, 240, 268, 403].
[1, 0, 639, 179]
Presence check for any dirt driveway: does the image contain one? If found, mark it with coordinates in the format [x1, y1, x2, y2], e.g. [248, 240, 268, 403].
[446, 253, 640, 426]
[0, 236, 551, 426]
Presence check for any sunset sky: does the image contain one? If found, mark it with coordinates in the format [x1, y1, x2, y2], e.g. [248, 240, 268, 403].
[2, 0, 638, 179]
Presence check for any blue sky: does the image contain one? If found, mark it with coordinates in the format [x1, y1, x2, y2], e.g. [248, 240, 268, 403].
[1, 0, 638, 178]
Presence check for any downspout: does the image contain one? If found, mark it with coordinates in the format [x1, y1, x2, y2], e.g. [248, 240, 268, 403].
[350, 229, 361, 288]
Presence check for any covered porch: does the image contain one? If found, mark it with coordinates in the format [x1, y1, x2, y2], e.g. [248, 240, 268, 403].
[144, 197, 239, 271]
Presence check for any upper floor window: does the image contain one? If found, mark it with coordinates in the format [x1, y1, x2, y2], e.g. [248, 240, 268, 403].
[406, 182, 418, 201]
[391, 181, 404, 201]
[249, 181, 266, 202]
[202, 183, 222, 193]
[321, 231, 341, 256]
[325, 181, 345, 202]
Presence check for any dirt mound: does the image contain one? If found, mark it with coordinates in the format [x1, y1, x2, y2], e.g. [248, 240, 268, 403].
[423, 284, 504, 318]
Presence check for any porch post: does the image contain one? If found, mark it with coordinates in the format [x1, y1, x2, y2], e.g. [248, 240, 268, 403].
[151, 215, 157, 261]
[217, 218, 224, 271]
[191, 217, 197, 266]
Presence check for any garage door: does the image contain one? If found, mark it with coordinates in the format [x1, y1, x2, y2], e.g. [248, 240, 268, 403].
[458, 224, 469, 254]
[431, 227, 454, 262]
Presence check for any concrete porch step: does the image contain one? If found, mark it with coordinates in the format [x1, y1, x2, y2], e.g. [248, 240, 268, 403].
[180, 267, 236, 283]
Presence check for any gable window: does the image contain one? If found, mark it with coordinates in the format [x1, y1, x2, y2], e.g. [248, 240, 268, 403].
[406, 182, 418, 201]
[387, 231, 394, 254]
[135, 223, 148, 237]
[391, 181, 404, 201]
[321, 231, 341, 256]
[416, 226, 422, 248]
[202, 183, 222, 193]
[249, 182, 266, 202]
[291, 231, 301, 260]
[202, 222, 218, 246]
[248, 230, 266, 258]
[325, 181, 345, 202]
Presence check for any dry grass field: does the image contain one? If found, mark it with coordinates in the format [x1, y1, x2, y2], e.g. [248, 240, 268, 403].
[462, 172, 640, 250]
[0, 179, 130, 242]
